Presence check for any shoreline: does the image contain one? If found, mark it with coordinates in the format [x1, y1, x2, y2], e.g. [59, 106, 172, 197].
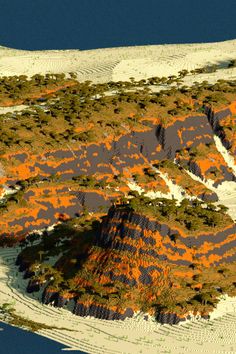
[0, 247, 236, 353]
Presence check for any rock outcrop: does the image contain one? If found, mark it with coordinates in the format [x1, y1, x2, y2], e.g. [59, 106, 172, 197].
[2, 102, 236, 238]
[18, 202, 236, 324]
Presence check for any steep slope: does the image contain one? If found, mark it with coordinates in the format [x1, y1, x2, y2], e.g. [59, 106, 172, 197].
[16, 197, 236, 324]
[0, 95, 235, 234]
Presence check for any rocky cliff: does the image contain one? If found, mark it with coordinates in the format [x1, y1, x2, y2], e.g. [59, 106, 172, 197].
[17, 200, 236, 324]
[3, 100, 236, 238]
[2, 105, 235, 186]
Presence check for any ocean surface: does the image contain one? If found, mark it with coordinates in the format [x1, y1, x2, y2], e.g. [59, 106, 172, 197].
[0, 322, 86, 354]
[0, 0, 236, 51]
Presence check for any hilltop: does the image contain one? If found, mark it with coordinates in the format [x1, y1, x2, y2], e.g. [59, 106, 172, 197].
[17, 196, 236, 323]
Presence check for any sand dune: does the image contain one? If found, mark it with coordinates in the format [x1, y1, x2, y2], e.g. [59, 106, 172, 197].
[1, 39, 236, 84]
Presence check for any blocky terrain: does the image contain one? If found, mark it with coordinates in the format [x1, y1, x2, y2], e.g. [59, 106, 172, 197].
[17, 197, 236, 323]
[0, 73, 236, 324]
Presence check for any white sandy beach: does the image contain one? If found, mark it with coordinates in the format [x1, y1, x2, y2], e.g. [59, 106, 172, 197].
[1, 39, 236, 120]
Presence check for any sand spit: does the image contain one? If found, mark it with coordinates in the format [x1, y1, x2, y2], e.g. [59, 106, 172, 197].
[0, 247, 236, 354]
[0, 39, 236, 85]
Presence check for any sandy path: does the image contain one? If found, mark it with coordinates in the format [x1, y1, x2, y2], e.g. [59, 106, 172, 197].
[214, 136, 236, 176]
[127, 161, 196, 204]
[184, 167, 236, 222]
[0, 105, 28, 114]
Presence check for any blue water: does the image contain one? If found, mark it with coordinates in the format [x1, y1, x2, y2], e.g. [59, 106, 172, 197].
[0, 322, 86, 354]
[0, 0, 235, 50]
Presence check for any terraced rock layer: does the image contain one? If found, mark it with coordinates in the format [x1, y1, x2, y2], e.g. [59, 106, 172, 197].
[22, 205, 236, 324]
[2, 100, 236, 238]
[204, 101, 236, 159]
[0, 187, 115, 238]
[3, 107, 235, 186]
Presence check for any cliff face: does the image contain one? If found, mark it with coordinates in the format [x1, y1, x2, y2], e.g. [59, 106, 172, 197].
[95, 207, 236, 268]
[155, 114, 213, 157]
[3, 107, 234, 186]
[0, 186, 116, 238]
[2, 101, 236, 239]
[19, 204, 236, 324]
[204, 102, 236, 161]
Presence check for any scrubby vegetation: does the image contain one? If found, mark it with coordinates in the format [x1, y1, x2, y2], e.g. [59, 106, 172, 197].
[16, 194, 236, 320]
[126, 194, 230, 232]
[0, 302, 72, 332]
[1, 70, 236, 323]
[0, 70, 236, 153]
[154, 160, 216, 198]
[0, 73, 75, 105]
[18, 215, 101, 291]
